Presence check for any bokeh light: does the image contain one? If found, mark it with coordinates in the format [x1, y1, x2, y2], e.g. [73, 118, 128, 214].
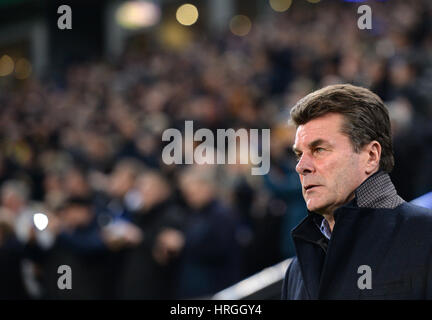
[269, 0, 293, 12]
[176, 4, 199, 26]
[0, 55, 14, 77]
[33, 213, 49, 231]
[14, 58, 32, 80]
[116, 1, 161, 29]
[229, 15, 252, 37]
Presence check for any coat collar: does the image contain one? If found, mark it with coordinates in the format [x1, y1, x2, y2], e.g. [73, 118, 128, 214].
[354, 170, 405, 209]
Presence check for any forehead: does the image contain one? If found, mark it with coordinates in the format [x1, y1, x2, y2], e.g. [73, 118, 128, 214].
[294, 113, 346, 147]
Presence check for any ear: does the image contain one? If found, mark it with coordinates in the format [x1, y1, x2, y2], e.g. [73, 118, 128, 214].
[363, 140, 381, 175]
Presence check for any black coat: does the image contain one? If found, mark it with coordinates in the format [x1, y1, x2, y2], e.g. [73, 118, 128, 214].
[116, 199, 184, 299]
[176, 199, 241, 298]
[0, 235, 29, 300]
[41, 216, 113, 300]
[282, 201, 432, 299]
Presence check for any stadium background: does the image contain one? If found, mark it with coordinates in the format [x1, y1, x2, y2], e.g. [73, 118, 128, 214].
[0, 0, 431, 300]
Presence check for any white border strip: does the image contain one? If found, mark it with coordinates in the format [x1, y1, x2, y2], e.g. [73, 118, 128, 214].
[212, 258, 293, 300]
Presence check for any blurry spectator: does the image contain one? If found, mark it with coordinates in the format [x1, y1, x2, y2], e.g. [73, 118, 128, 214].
[0, 208, 29, 299]
[97, 158, 145, 223]
[262, 124, 307, 262]
[176, 165, 241, 298]
[63, 167, 92, 198]
[1, 180, 31, 220]
[388, 98, 432, 200]
[0, 180, 52, 298]
[116, 170, 183, 299]
[41, 196, 113, 299]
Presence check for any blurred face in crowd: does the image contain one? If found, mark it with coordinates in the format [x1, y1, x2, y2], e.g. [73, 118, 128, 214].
[109, 168, 135, 198]
[293, 113, 380, 219]
[64, 169, 89, 197]
[1, 189, 26, 214]
[179, 173, 215, 210]
[137, 173, 170, 211]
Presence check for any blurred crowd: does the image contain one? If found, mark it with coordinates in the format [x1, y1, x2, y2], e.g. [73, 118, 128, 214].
[0, 0, 432, 299]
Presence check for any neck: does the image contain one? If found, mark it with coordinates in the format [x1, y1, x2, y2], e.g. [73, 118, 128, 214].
[323, 213, 335, 232]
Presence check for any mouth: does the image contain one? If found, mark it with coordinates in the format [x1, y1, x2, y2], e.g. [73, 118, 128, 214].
[304, 185, 320, 192]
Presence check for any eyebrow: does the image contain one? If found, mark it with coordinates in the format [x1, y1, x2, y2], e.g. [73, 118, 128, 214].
[292, 138, 330, 154]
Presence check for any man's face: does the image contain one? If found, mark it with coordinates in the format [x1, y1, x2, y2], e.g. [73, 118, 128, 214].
[180, 174, 214, 209]
[293, 113, 368, 216]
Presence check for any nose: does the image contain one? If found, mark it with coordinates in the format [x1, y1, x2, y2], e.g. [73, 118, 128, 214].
[295, 153, 314, 176]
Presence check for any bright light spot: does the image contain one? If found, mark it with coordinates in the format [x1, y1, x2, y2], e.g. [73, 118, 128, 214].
[0, 55, 14, 77]
[269, 0, 292, 12]
[176, 4, 199, 26]
[116, 1, 161, 29]
[230, 15, 252, 37]
[306, 0, 321, 3]
[33, 213, 49, 231]
[14, 58, 32, 80]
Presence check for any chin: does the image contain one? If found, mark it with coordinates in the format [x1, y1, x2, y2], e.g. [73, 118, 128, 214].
[306, 203, 318, 212]
[306, 200, 326, 214]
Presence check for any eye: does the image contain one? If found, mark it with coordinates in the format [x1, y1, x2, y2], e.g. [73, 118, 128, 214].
[314, 147, 325, 154]
[295, 153, 302, 162]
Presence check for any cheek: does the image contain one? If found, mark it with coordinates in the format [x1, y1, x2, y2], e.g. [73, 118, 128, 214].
[333, 155, 362, 194]
[316, 159, 338, 187]
[318, 157, 354, 194]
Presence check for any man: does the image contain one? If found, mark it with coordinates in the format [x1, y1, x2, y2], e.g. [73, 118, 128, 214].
[42, 196, 112, 299]
[176, 165, 241, 298]
[116, 170, 184, 299]
[282, 84, 432, 300]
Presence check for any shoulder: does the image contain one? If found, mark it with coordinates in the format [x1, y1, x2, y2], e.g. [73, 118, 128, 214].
[396, 202, 432, 221]
[286, 258, 303, 283]
[393, 202, 432, 237]
[282, 257, 304, 299]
